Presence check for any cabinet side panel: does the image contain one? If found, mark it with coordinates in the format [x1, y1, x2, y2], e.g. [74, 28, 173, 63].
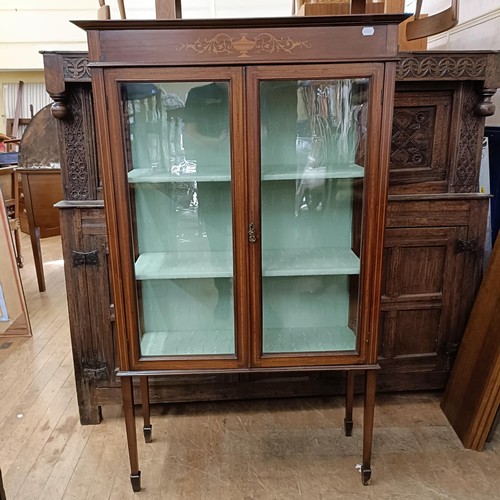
[59, 207, 116, 424]
[91, 68, 131, 372]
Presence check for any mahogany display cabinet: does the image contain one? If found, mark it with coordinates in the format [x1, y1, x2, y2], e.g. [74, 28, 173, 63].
[70, 14, 411, 489]
[43, 43, 500, 438]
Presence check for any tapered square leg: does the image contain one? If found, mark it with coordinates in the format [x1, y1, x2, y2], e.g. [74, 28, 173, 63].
[121, 376, 141, 492]
[344, 371, 355, 436]
[31, 226, 46, 292]
[141, 376, 152, 443]
[361, 369, 377, 486]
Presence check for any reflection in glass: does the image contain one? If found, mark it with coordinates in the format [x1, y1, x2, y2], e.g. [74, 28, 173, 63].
[260, 78, 368, 354]
[121, 81, 234, 357]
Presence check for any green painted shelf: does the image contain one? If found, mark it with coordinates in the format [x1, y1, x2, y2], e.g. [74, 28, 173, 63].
[139, 325, 356, 356]
[127, 163, 364, 184]
[141, 329, 234, 356]
[134, 248, 360, 280]
[263, 326, 356, 353]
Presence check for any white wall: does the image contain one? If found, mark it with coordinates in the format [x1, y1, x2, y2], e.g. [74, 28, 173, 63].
[1, 1, 94, 70]
[0, 0, 292, 71]
[427, 0, 500, 50]
[0, 0, 293, 133]
[425, 0, 500, 125]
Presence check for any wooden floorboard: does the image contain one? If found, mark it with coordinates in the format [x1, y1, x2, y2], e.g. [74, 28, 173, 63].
[0, 234, 499, 499]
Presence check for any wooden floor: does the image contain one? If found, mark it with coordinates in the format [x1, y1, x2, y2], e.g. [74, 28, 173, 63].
[1, 234, 499, 499]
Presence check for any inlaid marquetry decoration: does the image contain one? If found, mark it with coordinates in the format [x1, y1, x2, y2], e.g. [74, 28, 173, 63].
[178, 33, 311, 58]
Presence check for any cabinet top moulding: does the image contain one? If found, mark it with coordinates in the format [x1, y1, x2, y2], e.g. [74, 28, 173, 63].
[74, 15, 409, 66]
[74, 15, 409, 30]
[396, 50, 500, 87]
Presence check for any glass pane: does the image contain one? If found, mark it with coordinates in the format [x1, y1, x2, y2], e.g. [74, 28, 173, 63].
[121, 81, 234, 357]
[260, 79, 368, 354]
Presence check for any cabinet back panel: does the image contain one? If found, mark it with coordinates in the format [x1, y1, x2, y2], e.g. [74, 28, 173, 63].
[262, 275, 356, 353]
[134, 183, 232, 254]
[261, 179, 354, 251]
[140, 278, 235, 356]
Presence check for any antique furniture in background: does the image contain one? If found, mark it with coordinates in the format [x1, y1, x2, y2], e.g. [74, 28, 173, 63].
[14, 104, 63, 292]
[405, 0, 458, 41]
[16, 168, 63, 292]
[441, 234, 500, 451]
[379, 51, 499, 391]
[295, 0, 427, 51]
[43, 49, 500, 426]
[17, 105, 61, 232]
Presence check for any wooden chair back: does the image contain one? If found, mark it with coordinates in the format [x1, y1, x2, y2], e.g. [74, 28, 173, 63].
[406, 0, 458, 40]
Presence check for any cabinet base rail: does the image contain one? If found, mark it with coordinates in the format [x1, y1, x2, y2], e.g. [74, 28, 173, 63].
[116, 363, 380, 377]
[120, 366, 379, 491]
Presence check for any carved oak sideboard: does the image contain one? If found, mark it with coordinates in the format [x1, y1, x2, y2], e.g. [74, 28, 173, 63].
[43, 50, 499, 424]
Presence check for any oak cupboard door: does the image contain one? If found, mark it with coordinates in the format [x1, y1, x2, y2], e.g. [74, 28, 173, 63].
[380, 226, 467, 373]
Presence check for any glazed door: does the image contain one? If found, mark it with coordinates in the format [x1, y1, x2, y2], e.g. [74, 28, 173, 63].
[247, 64, 386, 368]
[104, 67, 248, 370]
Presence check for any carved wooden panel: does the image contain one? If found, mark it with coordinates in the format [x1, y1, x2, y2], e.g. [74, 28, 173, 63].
[392, 107, 436, 168]
[389, 90, 453, 193]
[58, 85, 100, 200]
[396, 54, 489, 81]
[451, 83, 484, 193]
[62, 54, 91, 82]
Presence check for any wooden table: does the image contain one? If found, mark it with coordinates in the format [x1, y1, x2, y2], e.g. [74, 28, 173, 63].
[17, 167, 63, 292]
